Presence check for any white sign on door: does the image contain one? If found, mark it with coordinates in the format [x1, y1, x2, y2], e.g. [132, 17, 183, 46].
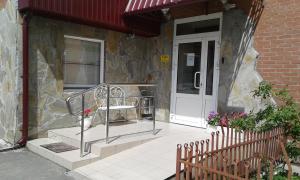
[186, 53, 195, 66]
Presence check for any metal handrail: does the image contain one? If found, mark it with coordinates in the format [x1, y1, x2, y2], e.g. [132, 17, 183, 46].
[66, 83, 156, 115]
[66, 83, 106, 116]
[65, 83, 157, 157]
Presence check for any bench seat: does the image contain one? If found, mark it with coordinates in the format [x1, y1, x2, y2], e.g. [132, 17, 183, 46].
[97, 105, 136, 111]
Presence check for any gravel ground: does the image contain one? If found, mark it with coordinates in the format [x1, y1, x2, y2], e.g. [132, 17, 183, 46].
[0, 148, 89, 180]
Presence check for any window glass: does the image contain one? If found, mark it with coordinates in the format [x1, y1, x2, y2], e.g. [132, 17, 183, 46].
[176, 18, 220, 36]
[205, 41, 215, 95]
[64, 37, 102, 89]
[176, 42, 202, 94]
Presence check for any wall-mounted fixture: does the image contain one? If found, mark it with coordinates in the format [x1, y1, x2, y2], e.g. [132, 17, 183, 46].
[161, 8, 171, 21]
[126, 33, 135, 39]
[220, 0, 236, 11]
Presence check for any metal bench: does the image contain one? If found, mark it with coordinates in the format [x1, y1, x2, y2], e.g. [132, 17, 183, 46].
[92, 86, 139, 123]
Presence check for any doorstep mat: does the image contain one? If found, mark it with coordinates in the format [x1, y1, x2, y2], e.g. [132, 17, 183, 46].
[41, 142, 79, 153]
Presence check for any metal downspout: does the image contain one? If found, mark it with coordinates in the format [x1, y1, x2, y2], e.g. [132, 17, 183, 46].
[17, 14, 30, 146]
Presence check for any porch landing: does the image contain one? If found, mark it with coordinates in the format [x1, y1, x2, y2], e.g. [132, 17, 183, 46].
[28, 120, 164, 170]
[74, 122, 213, 180]
[28, 121, 213, 179]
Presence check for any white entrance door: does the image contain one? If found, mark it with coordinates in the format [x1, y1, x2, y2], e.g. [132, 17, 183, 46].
[170, 36, 220, 127]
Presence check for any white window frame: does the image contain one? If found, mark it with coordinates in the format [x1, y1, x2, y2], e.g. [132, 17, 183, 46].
[63, 35, 105, 89]
[174, 12, 223, 41]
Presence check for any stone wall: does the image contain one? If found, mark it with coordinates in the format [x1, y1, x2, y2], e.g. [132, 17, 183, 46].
[144, 22, 173, 122]
[28, 16, 158, 138]
[27, 9, 266, 138]
[0, 0, 22, 144]
[218, 9, 263, 113]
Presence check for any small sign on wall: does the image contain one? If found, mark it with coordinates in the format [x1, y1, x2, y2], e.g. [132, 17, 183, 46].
[186, 53, 195, 66]
[160, 55, 170, 64]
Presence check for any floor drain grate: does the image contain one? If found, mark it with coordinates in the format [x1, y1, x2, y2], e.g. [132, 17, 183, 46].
[41, 142, 79, 153]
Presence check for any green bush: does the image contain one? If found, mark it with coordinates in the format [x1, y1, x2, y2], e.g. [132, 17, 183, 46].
[229, 81, 300, 159]
[220, 81, 300, 178]
[229, 114, 256, 131]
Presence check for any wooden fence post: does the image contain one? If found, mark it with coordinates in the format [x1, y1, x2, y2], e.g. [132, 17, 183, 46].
[176, 144, 182, 180]
[175, 128, 287, 180]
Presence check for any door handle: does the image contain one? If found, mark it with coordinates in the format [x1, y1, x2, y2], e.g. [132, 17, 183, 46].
[194, 72, 200, 89]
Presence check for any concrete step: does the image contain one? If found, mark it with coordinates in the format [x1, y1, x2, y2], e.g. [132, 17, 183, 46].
[27, 121, 164, 170]
[27, 138, 101, 170]
[48, 121, 162, 158]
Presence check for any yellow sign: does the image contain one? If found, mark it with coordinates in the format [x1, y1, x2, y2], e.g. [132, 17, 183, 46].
[160, 55, 170, 64]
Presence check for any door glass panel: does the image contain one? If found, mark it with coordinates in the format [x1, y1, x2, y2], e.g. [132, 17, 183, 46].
[177, 42, 202, 94]
[205, 41, 215, 95]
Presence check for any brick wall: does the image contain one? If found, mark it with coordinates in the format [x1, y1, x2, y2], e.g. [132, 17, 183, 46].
[255, 0, 300, 102]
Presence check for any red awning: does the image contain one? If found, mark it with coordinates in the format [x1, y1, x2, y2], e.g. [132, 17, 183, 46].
[124, 0, 203, 15]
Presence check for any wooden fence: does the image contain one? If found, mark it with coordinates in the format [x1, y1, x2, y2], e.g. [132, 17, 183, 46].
[176, 127, 292, 180]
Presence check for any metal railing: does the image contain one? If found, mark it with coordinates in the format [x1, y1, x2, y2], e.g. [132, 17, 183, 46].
[66, 83, 157, 157]
[176, 127, 292, 180]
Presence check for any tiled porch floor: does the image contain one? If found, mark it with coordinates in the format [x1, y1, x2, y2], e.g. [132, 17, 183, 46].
[74, 122, 212, 180]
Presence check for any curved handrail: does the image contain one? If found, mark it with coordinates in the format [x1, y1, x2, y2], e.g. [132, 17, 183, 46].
[66, 83, 108, 116]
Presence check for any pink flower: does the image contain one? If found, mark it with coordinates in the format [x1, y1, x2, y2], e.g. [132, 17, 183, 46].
[239, 112, 247, 117]
[84, 109, 92, 117]
[220, 116, 228, 127]
[208, 111, 219, 121]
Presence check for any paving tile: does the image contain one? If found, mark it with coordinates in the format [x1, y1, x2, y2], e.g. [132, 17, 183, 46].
[72, 122, 214, 179]
[29, 122, 219, 179]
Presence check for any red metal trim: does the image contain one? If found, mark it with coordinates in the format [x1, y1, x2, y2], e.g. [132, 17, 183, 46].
[18, 0, 160, 37]
[124, 0, 207, 15]
[18, 0, 31, 10]
[18, 14, 30, 146]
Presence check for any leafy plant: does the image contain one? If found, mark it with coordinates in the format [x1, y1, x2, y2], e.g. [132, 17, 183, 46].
[207, 111, 221, 126]
[229, 113, 256, 131]
[252, 82, 300, 148]
[227, 81, 300, 178]
[253, 81, 273, 99]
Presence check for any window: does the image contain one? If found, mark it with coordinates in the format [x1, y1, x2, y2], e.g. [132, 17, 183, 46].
[205, 41, 215, 96]
[63, 36, 104, 89]
[176, 18, 220, 36]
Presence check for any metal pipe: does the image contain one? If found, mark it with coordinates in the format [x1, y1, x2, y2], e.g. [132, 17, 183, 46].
[107, 83, 156, 87]
[18, 13, 30, 146]
[152, 89, 156, 135]
[80, 94, 85, 157]
[105, 85, 110, 144]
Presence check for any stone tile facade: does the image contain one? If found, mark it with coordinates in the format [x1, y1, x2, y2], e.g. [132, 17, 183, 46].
[27, 16, 174, 138]
[219, 10, 263, 113]
[0, 0, 22, 144]
[27, 9, 264, 138]
[0, 2, 264, 141]
[28, 17, 144, 138]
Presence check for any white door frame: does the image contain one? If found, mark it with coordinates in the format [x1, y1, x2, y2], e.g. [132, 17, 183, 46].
[170, 13, 222, 127]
